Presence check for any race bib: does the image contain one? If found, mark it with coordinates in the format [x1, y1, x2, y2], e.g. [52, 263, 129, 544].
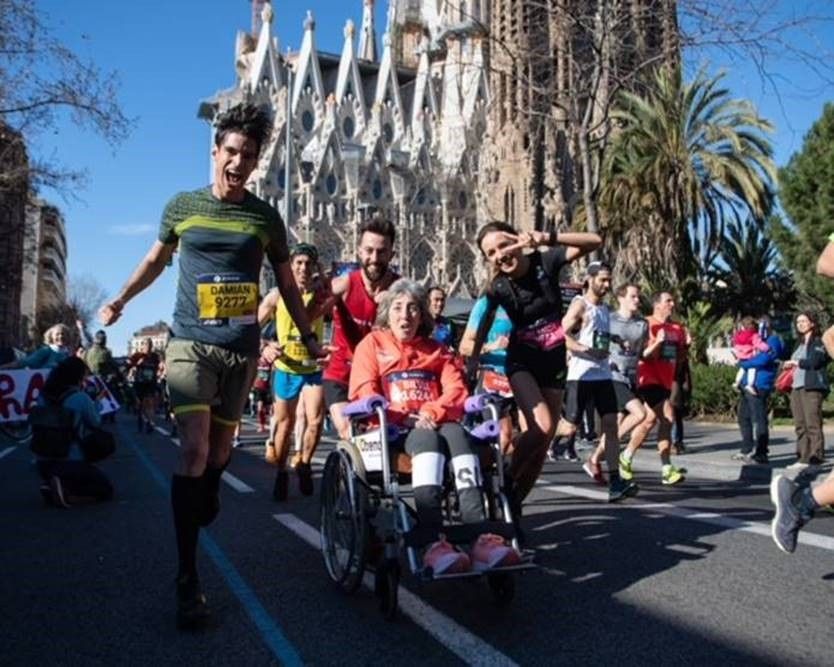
[196, 273, 257, 326]
[479, 369, 512, 397]
[138, 367, 156, 383]
[384, 370, 439, 412]
[661, 342, 678, 361]
[517, 317, 565, 351]
[283, 336, 317, 367]
[593, 330, 611, 353]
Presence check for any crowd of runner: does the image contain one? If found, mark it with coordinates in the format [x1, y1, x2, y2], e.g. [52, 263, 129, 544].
[11, 102, 826, 630]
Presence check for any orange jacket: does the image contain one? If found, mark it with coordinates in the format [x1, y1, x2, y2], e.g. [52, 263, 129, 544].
[349, 329, 468, 425]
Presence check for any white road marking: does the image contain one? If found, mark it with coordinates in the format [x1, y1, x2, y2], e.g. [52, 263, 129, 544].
[0, 446, 15, 460]
[540, 483, 834, 552]
[274, 513, 519, 667]
[222, 471, 255, 493]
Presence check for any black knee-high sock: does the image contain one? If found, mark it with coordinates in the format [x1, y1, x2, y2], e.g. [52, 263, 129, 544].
[172, 475, 204, 581]
[199, 460, 229, 527]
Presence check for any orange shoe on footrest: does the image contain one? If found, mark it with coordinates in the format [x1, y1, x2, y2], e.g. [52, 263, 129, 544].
[472, 533, 522, 571]
[423, 539, 472, 575]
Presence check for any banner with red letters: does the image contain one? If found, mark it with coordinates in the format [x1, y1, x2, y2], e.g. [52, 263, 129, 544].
[0, 369, 120, 423]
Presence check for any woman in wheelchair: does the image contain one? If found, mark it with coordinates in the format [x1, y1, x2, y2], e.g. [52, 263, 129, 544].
[349, 278, 521, 574]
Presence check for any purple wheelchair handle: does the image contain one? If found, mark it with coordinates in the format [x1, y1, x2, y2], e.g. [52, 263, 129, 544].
[464, 393, 499, 414]
[342, 394, 389, 419]
[469, 420, 500, 441]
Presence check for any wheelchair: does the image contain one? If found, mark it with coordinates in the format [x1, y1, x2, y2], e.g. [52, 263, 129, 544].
[319, 392, 534, 619]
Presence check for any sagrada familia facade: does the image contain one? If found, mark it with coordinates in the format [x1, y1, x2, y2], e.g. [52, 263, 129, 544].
[199, 0, 677, 296]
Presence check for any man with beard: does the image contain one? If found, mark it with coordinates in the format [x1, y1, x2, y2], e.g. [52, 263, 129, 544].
[560, 262, 639, 501]
[619, 291, 687, 486]
[323, 217, 398, 439]
[99, 104, 323, 630]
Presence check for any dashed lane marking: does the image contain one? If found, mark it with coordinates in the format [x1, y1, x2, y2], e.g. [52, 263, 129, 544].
[274, 513, 519, 667]
[540, 483, 834, 552]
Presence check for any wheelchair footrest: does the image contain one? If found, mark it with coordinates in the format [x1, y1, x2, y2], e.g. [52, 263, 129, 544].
[404, 521, 516, 548]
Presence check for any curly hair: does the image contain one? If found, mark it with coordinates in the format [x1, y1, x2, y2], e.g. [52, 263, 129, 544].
[214, 103, 271, 153]
[374, 279, 434, 338]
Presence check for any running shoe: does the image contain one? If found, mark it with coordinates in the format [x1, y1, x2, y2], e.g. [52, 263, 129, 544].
[582, 459, 607, 485]
[608, 477, 639, 502]
[297, 462, 314, 496]
[770, 474, 804, 554]
[471, 533, 522, 571]
[423, 539, 471, 575]
[619, 453, 634, 481]
[265, 442, 277, 464]
[176, 575, 211, 631]
[49, 476, 70, 508]
[561, 447, 579, 462]
[273, 469, 289, 502]
[672, 441, 687, 455]
[661, 464, 685, 485]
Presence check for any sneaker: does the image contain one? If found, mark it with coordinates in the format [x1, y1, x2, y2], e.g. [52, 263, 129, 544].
[619, 453, 634, 481]
[176, 576, 211, 630]
[671, 441, 687, 455]
[731, 451, 753, 462]
[423, 539, 471, 575]
[471, 533, 522, 571]
[661, 465, 685, 486]
[297, 462, 314, 496]
[273, 469, 289, 502]
[49, 476, 70, 508]
[265, 442, 277, 464]
[770, 474, 804, 554]
[561, 448, 579, 462]
[608, 477, 639, 502]
[582, 459, 607, 485]
[750, 453, 770, 465]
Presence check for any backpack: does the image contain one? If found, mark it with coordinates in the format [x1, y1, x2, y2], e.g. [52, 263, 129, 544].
[28, 389, 78, 459]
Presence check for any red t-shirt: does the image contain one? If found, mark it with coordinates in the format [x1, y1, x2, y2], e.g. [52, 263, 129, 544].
[637, 317, 685, 390]
[323, 270, 380, 385]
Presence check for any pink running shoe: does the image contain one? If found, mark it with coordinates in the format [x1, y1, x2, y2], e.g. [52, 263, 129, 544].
[471, 533, 522, 571]
[582, 459, 607, 486]
[423, 539, 471, 575]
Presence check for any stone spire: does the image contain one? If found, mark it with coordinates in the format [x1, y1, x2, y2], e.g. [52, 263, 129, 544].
[358, 0, 377, 62]
[251, 0, 268, 36]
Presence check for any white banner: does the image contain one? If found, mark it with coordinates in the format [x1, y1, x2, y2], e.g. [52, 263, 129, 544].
[0, 369, 120, 423]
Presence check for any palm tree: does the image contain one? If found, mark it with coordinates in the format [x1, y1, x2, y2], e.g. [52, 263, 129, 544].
[708, 216, 796, 318]
[601, 66, 776, 296]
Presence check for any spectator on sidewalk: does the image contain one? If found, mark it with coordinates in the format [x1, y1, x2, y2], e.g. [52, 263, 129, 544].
[32, 357, 114, 508]
[783, 311, 829, 467]
[733, 316, 784, 464]
[0, 324, 73, 370]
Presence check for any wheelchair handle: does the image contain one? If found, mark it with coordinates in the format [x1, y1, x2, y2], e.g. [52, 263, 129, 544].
[469, 419, 500, 441]
[342, 394, 389, 418]
[464, 393, 500, 414]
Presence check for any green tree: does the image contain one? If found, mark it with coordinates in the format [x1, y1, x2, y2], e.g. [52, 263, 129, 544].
[708, 216, 795, 318]
[602, 66, 776, 297]
[772, 103, 834, 309]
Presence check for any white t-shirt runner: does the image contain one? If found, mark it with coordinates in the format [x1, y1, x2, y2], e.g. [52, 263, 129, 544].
[566, 296, 612, 382]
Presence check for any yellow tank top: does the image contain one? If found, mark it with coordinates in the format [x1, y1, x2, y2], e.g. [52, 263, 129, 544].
[274, 291, 324, 375]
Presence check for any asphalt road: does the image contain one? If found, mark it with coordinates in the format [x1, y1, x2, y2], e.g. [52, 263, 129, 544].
[1, 416, 832, 666]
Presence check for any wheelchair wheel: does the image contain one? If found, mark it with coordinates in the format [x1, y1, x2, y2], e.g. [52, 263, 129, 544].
[320, 450, 369, 594]
[487, 572, 515, 608]
[375, 559, 399, 620]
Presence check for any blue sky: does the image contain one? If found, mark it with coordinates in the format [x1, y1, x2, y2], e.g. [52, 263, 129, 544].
[31, 0, 834, 355]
